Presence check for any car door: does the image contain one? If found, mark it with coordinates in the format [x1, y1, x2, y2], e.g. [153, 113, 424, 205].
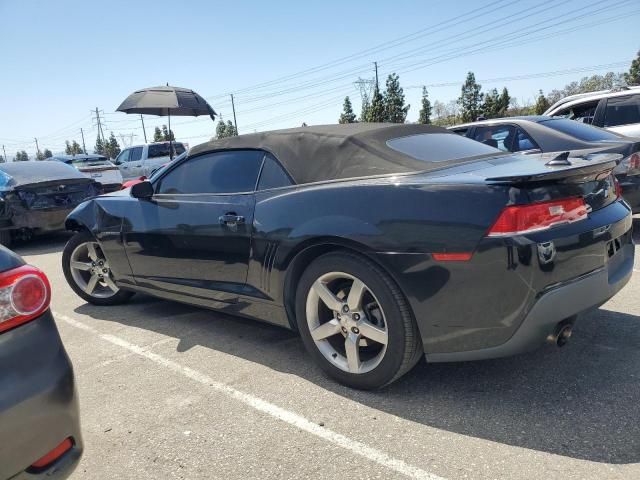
[145, 143, 172, 177]
[114, 148, 131, 179]
[122, 149, 265, 304]
[127, 146, 144, 178]
[600, 94, 640, 137]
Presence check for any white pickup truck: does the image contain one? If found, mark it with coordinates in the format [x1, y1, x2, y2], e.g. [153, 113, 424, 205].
[114, 142, 187, 180]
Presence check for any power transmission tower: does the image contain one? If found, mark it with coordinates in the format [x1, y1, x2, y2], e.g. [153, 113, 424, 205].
[118, 133, 137, 147]
[80, 128, 87, 154]
[354, 77, 374, 103]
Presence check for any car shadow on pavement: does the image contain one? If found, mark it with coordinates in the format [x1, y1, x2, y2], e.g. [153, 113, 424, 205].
[75, 298, 640, 464]
[12, 232, 70, 256]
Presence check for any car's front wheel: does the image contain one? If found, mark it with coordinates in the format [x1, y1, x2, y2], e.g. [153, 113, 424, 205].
[62, 231, 134, 305]
[295, 251, 422, 389]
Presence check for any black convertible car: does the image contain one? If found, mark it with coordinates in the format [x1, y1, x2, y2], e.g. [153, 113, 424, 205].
[62, 124, 633, 389]
[449, 116, 640, 212]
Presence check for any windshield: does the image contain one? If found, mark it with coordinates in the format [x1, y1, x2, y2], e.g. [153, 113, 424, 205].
[540, 118, 622, 142]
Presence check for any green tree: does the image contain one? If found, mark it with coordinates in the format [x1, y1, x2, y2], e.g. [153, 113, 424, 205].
[94, 136, 105, 155]
[104, 132, 121, 159]
[458, 72, 483, 122]
[153, 126, 164, 142]
[15, 150, 29, 161]
[215, 120, 228, 139]
[225, 120, 237, 137]
[498, 87, 511, 116]
[338, 96, 357, 124]
[534, 90, 550, 115]
[418, 87, 432, 124]
[65, 140, 73, 155]
[383, 73, 409, 123]
[359, 94, 371, 122]
[365, 86, 385, 122]
[547, 72, 625, 104]
[161, 125, 175, 141]
[481, 88, 500, 118]
[36, 151, 46, 160]
[72, 140, 83, 155]
[43, 148, 52, 158]
[625, 50, 640, 85]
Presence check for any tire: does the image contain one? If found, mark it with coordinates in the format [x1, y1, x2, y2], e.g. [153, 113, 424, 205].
[62, 230, 134, 306]
[295, 251, 422, 390]
[0, 230, 11, 248]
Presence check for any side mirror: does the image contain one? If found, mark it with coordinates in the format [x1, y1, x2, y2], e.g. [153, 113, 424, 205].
[130, 181, 154, 199]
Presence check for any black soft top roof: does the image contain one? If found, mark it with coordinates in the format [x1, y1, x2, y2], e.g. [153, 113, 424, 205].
[190, 123, 461, 184]
[0, 161, 88, 186]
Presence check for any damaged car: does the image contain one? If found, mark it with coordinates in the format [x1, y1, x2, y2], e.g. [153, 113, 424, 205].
[52, 154, 124, 193]
[0, 161, 102, 246]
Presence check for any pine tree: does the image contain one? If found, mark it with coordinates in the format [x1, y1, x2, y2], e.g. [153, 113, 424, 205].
[625, 50, 640, 85]
[94, 136, 105, 155]
[43, 148, 52, 158]
[36, 151, 46, 160]
[383, 73, 409, 123]
[71, 140, 83, 155]
[481, 88, 500, 118]
[534, 90, 550, 115]
[359, 95, 371, 122]
[65, 140, 73, 155]
[225, 120, 237, 137]
[153, 127, 163, 142]
[161, 125, 175, 141]
[458, 72, 483, 122]
[365, 86, 385, 122]
[498, 87, 511, 117]
[215, 120, 227, 139]
[418, 87, 432, 124]
[15, 150, 29, 161]
[104, 132, 121, 159]
[338, 96, 357, 124]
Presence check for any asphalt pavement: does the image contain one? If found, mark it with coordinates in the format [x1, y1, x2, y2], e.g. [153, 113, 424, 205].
[14, 230, 640, 480]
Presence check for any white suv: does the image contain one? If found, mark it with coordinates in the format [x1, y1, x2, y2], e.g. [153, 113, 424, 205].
[114, 141, 187, 180]
[544, 86, 640, 137]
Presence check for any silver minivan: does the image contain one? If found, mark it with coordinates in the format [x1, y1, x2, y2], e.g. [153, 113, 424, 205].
[114, 142, 186, 180]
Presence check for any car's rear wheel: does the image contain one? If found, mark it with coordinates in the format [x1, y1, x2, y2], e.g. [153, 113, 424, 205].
[295, 251, 422, 389]
[62, 231, 134, 305]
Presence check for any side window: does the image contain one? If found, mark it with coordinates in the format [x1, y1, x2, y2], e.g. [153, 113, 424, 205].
[257, 154, 293, 190]
[148, 143, 171, 159]
[450, 128, 468, 136]
[473, 125, 516, 152]
[513, 128, 539, 152]
[129, 146, 143, 162]
[554, 101, 599, 124]
[116, 149, 130, 164]
[604, 95, 640, 127]
[157, 150, 264, 195]
[173, 143, 186, 156]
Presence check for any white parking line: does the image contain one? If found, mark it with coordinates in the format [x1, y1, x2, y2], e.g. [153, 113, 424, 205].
[55, 311, 446, 480]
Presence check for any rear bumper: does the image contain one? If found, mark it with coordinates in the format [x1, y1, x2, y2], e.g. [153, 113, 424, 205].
[426, 240, 634, 362]
[0, 310, 82, 480]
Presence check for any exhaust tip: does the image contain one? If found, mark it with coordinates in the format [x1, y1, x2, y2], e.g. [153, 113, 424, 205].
[547, 324, 573, 347]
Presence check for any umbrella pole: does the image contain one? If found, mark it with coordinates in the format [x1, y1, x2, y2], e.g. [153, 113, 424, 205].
[168, 110, 173, 160]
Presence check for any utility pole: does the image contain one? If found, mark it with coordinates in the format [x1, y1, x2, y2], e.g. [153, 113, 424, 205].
[230, 94, 238, 136]
[140, 114, 147, 143]
[1, 145, 6, 163]
[80, 128, 87, 154]
[374, 61, 379, 91]
[94, 107, 105, 143]
[34, 138, 41, 158]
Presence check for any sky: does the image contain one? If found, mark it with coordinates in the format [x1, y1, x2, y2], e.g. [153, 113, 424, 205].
[0, 0, 638, 158]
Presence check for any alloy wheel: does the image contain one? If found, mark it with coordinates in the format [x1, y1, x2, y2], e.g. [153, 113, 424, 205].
[69, 241, 119, 298]
[305, 272, 388, 374]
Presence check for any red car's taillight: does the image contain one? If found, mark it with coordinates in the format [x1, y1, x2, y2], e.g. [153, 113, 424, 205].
[487, 197, 588, 237]
[0, 265, 51, 334]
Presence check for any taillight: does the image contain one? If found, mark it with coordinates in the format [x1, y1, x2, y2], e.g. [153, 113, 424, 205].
[629, 153, 640, 171]
[0, 265, 51, 334]
[615, 152, 640, 176]
[487, 197, 588, 237]
[613, 175, 623, 198]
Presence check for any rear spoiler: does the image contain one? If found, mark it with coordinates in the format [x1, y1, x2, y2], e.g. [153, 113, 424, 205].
[485, 153, 620, 184]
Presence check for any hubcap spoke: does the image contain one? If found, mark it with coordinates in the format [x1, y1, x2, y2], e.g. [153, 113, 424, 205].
[344, 333, 361, 373]
[311, 318, 341, 341]
[312, 280, 343, 312]
[71, 261, 92, 271]
[86, 243, 99, 261]
[359, 320, 388, 345]
[85, 275, 99, 294]
[346, 278, 366, 311]
[103, 275, 118, 293]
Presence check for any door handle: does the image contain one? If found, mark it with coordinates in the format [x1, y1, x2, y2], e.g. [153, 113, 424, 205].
[219, 213, 245, 226]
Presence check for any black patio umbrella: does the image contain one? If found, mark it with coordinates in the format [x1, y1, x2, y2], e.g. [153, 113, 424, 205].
[116, 85, 216, 158]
